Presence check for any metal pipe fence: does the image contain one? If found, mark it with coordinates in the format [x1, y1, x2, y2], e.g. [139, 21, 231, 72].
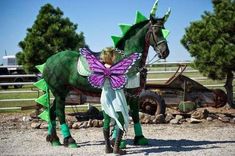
[0, 63, 234, 111]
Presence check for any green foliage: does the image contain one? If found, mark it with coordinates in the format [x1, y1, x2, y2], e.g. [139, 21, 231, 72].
[181, 0, 235, 80]
[17, 3, 85, 73]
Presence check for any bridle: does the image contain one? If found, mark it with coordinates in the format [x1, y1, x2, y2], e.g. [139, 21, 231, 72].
[146, 22, 167, 59]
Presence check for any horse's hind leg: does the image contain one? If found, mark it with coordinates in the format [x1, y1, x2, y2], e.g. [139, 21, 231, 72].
[46, 100, 61, 146]
[55, 95, 78, 148]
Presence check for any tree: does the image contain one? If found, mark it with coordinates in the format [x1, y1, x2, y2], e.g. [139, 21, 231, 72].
[17, 3, 85, 73]
[181, 0, 235, 107]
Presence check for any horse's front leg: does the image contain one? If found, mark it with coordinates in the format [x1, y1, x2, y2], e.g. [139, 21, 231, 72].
[55, 95, 79, 148]
[46, 100, 61, 146]
[111, 96, 148, 149]
[129, 96, 148, 145]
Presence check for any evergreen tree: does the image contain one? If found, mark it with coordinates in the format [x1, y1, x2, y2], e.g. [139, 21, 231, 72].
[181, 0, 235, 107]
[17, 3, 85, 73]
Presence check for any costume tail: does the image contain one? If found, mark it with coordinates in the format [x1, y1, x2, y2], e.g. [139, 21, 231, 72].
[33, 63, 50, 122]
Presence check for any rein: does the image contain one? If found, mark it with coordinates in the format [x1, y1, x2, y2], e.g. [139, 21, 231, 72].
[125, 22, 162, 97]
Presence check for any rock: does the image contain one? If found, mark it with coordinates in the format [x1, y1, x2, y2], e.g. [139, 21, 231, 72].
[87, 119, 93, 127]
[179, 118, 187, 124]
[31, 122, 41, 129]
[98, 120, 103, 127]
[139, 112, 145, 120]
[206, 117, 213, 121]
[67, 121, 73, 129]
[66, 115, 77, 123]
[79, 121, 88, 128]
[22, 116, 31, 122]
[189, 118, 202, 123]
[153, 114, 165, 124]
[72, 122, 81, 129]
[191, 109, 209, 119]
[165, 113, 174, 123]
[218, 116, 231, 123]
[175, 115, 183, 120]
[150, 116, 155, 121]
[208, 113, 218, 119]
[230, 118, 235, 124]
[170, 118, 179, 124]
[142, 115, 151, 124]
[217, 113, 226, 118]
[40, 122, 48, 129]
[92, 120, 99, 127]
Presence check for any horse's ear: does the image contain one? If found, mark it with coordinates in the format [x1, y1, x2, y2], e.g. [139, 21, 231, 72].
[163, 8, 171, 22]
[150, 15, 155, 23]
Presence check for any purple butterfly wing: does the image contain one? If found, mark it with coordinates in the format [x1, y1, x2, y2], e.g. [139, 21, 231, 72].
[110, 53, 140, 89]
[88, 73, 105, 88]
[80, 48, 105, 88]
[110, 75, 127, 90]
[80, 48, 105, 73]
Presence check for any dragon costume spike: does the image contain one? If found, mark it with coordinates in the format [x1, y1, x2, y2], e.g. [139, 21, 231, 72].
[35, 93, 49, 107]
[34, 63, 50, 122]
[162, 29, 170, 39]
[111, 11, 147, 47]
[36, 63, 45, 73]
[33, 79, 47, 91]
[119, 24, 132, 35]
[111, 35, 122, 47]
[135, 11, 147, 24]
[38, 109, 49, 122]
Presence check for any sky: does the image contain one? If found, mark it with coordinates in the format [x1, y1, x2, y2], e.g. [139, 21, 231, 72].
[0, 0, 213, 64]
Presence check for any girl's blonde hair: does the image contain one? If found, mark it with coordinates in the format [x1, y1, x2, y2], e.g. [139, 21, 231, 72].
[100, 47, 116, 65]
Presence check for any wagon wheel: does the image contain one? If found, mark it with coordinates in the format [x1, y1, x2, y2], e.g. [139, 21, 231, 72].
[139, 90, 166, 115]
[212, 89, 227, 108]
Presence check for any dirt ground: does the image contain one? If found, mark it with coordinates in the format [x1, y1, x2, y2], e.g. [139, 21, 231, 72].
[0, 108, 235, 156]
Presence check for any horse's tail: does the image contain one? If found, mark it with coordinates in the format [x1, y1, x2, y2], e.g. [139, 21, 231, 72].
[33, 63, 50, 122]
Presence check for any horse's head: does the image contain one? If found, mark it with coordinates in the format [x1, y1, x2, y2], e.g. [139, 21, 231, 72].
[147, 0, 170, 59]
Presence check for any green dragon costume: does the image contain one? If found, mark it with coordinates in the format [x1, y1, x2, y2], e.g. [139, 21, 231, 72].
[34, 0, 170, 148]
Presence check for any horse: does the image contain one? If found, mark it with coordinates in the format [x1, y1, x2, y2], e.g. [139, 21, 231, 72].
[34, 0, 170, 148]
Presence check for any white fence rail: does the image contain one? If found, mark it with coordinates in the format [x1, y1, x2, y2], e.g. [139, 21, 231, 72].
[0, 63, 234, 111]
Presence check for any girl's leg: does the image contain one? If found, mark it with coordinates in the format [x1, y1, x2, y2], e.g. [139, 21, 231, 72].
[113, 112, 126, 155]
[103, 111, 113, 153]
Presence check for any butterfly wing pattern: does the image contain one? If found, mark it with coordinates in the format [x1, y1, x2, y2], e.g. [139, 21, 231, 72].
[80, 48, 140, 90]
[110, 53, 140, 89]
[80, 48, 106, 88]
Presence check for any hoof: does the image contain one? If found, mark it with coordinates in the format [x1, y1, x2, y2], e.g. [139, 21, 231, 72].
[68, 143, 79, 148]
[51, 140, 62, 146]
[119, 140, 126, 149]
[134, 135, 148, 145]
[105, 146, 113, 153]
[46, 134, 61, 146]
[64, 136, 80, 148]
[113, 148, 126, 155]
[111, 139, 126, 149]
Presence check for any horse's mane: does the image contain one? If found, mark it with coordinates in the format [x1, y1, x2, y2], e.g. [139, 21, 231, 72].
[111, 11, 149, 50]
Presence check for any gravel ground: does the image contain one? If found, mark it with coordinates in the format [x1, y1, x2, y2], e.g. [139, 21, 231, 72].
[0, 114, 235, 156]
